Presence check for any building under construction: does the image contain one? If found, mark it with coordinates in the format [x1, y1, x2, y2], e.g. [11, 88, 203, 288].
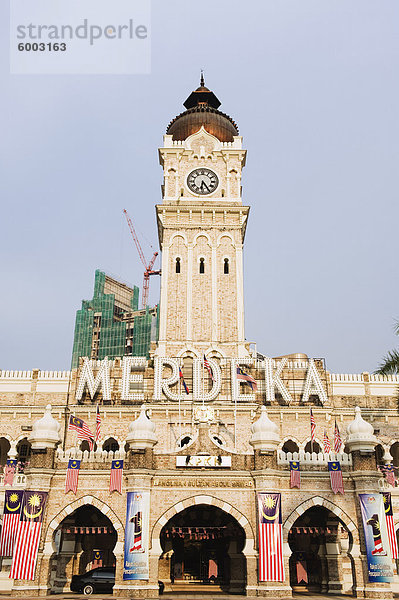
[71, 270, 159, 368]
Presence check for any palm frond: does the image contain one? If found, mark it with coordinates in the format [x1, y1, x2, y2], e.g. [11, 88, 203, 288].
[394, 320, 399, 336]
[376, 349, 399, 375]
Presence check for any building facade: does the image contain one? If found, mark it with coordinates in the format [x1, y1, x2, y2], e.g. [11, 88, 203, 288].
[0, 79, 398, 598]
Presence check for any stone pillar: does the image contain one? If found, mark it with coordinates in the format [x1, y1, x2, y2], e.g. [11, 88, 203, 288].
[325, 521, 344, 594]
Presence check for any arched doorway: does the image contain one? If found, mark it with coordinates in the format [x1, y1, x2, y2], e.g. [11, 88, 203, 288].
[288, 506, 354, 595]
[50, 504, 117, 593]
[158, 504, 246, 594]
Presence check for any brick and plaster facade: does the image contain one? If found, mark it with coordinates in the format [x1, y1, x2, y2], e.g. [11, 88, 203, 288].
[0, 80, 399, 598]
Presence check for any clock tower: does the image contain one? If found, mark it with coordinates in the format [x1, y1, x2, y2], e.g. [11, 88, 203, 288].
[156, 77, 249, 359]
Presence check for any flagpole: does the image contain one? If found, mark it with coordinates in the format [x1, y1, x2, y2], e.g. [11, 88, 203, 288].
[202, 357, 205, 409]
[310, 409, 313, 454]
[179, 362, 182, 443]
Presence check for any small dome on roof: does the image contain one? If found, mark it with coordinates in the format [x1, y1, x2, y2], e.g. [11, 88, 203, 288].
[126, 405, 157, 450]
[29, 404, 61, 449]
[249, 406, 280, 451]
[346, 406, 377, 453]
[166, 75, 239, 143]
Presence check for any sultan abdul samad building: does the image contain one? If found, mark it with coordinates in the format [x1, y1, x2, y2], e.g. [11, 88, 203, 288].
[0, 78, 399, 598]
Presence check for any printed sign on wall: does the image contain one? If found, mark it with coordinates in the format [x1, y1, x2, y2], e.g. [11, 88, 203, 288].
[123, 491, 150, 580]
[359, 493, 393, 582]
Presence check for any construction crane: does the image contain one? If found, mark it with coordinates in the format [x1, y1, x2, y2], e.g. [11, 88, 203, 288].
[123, 209, 161, 309]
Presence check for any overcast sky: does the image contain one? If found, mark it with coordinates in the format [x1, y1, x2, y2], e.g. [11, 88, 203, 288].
[1, 1, 398, 374]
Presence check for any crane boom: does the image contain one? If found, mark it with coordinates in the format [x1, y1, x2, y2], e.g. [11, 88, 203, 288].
[123, 209, 147, 269]
[123, 209, 161, 309]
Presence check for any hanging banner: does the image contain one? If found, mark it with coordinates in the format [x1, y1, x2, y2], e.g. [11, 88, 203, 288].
[257, 492, 285, 582]
[123, 491, 149, 580]
[0, 490, 24, 556]
[10, 491, 48, 580]
[359, 493, 393, 582]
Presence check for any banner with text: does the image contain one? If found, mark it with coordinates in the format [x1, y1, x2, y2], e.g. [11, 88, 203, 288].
[123, 491, 149, 580]
[359, 493, 393, 582]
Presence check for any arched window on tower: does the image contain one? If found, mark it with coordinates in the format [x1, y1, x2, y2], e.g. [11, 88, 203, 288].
[199, 258, 205, 274]
[224, 258, 229, 274]
[175, 257, 181, 274]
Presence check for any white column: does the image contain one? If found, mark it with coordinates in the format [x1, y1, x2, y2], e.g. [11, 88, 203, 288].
[235, 244, 245, 342]
[159, 243, 169, 343]
[186, 244, 193, 341]
[211, 244, 218, 342]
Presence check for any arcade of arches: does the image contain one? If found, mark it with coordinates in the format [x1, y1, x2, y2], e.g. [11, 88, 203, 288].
[49, 505, 117, 593]
[158, 504, 246, 594]
[288, 506, 354, 595]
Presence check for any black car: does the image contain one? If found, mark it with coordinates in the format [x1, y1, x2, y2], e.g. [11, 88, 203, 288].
[70, 566, 115, 595]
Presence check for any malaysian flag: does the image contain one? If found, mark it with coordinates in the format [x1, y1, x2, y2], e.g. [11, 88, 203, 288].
[68, 415, 94, 450]
[379, 464, 396, 487]
[323, 430, 332, 454]
[203, 354, 215, 381]
[289, 461, 301, 489]
[129, 510, 143, 552]
[92, 549, 103, 567]
[237, 366, 258, 392]
[110, 460, 123, 494]
[334, 419, 342, 453]
[95, 405, 101, 443]
[310, 409, 316, 441]
[10, 491, 48, 581]
[0, 490, 23, 556]
[65, 459, 81, 494]
[328, 461, 344, 494]
[383, 492, 398, 559]
[179, 367, 190, 395]
[3, 459, 17, 486]
[258, 493, 284, 581]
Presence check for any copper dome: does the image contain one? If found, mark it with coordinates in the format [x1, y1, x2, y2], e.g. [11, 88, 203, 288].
[166, 76, 239, 143]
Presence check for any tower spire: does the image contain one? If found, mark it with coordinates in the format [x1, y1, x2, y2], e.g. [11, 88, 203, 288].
[200, 69, 205, 87]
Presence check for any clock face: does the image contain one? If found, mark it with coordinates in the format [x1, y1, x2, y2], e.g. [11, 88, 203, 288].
[187, 169, 219, 195]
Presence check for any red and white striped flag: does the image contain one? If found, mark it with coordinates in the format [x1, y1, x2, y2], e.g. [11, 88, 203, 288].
[289, 462, 301, 489]
[10, 491, 48, 580]
[68, 415, 94, 450]
[203, 354, 215, 381]
[95, 405, 101, 443]
[334, 419, 342, 453]
[0, 490, 23, 557]
[110, 460, 123, 494]
[258, 493, 284, 581]
[328, 461, 344, 494]
[310, 409, 316, 441]
[323, 430, 332, 454]
[383, 492, 398, 559]
[65, 459, 81, 494]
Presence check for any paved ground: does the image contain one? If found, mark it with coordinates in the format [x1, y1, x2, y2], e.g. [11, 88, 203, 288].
[0, 594, 368, 600]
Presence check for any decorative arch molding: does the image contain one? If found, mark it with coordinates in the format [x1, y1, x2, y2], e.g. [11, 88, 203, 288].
[283, 496, 358, 538]
[193, 232, 211, 246]
[301, 436, 323, 451]
[0, 434, 13, 443]
[204, 345, 227, 359]
[44, 495, 124, 556]
[279, 436, 301, 451]
[168, 233, 188, 247]
[217, 232, 235, 248]
[15, 434, 31, 445]
[101, 435, 123, 449]
[151, 495, 255, 555]
[176, 345, 201, 359]
[185, 126, 221, 151]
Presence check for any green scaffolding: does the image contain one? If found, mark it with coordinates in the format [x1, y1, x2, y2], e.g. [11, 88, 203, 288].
[71, 270, 158, 368]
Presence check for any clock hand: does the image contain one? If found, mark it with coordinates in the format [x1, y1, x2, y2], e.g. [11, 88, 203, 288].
[200, 180, 210, 192]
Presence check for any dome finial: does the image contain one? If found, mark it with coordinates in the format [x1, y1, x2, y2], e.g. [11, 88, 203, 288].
[200, 69, 205, 87]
